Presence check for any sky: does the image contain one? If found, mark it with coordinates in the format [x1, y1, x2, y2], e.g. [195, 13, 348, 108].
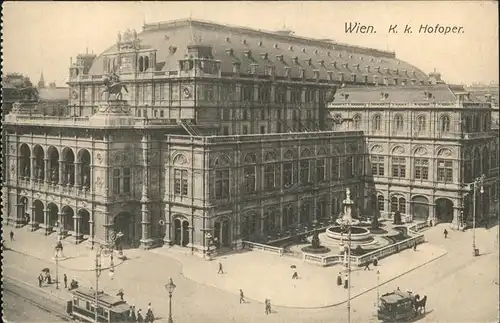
[3, 1, 498, 87]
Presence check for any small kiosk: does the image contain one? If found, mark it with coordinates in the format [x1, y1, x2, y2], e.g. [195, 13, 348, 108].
[68, 287, 130, 323]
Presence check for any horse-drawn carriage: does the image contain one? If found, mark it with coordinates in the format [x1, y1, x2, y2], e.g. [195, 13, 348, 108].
[377, 290, 427, 322]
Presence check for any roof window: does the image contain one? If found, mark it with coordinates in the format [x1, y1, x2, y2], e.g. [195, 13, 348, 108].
[225, 48, 234, 56]
[276, 54, 284, 62]
[242, 39, 247, 45]
[273, 43, 279, 49]
[301, 48, 306, 53]
[313, 49, 319, 55]
[327, 51, 331, 57]
[289, 45, 293, 51]
[260, 53, 269, 60]
[258, 40, 263, 47]
[225, 37, 230, 42]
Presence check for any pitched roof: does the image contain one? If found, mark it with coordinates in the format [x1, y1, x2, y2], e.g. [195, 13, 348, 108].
[332, 84, 462, 103]
[38, 87, 69, 102]
[89, 19, 428, 83]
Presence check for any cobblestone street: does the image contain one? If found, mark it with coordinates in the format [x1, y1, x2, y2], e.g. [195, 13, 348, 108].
[3, 223, 499, 322]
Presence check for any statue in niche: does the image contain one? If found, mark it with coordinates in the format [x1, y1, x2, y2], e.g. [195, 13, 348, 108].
[24, 165, 29, 177]
[67, 172, 73, 186]
[51, 168, 58, 183]
[82, 174, 89, 189]
[37, 167, 43, 179]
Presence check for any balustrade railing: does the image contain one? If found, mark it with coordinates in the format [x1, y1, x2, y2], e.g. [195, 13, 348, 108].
[242, 241, 284, 256]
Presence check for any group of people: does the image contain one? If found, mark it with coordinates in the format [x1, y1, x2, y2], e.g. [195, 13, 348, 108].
[239, 289, 273, 315]
[127, 303, 155, 322]
[337, 272, 349, 289]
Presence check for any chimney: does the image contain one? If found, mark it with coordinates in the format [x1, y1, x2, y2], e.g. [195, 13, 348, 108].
[232, 62, 241, 76]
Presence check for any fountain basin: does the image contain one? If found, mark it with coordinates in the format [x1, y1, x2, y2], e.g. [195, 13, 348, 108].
[326, 226, 372, 242]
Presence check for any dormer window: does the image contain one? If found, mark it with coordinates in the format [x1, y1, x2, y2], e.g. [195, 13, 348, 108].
[300, 68, 306, 79]
[332, 61, 337, 68]
[250, 63, 258, 75]
[232, 62, 241, 74]
[225, 37, 230, 42]
[394, 78, 398, 85]
[289, 45, 293, 51]
[284, 67, 291, 78]
[242, 39, 247, 45]
[276, 54, 284, 62]
[225, 48, 234, 56]
[384, 68, 389, 74]
[328, 71, 334, 81]
[352, 74, 357, 83]
[343, 63, 348, 69]
[359, 57, 364, 60]
[349, 54, 353, 59]
[243, 50, 252, 58]
[365, 66, 371, 73]
[363, 75, 368, 83]
[258, 40, 263, 47]
[305, 58, 312, 66]
[394, 69, 399, 75]
[273, 43, 279, 49]
[168, 46, 177, 55]
[338, 53, 343, 58]
[301, 48, 306, 53]
[318, 60, 325, 67]
[313, 49, 319, 55]
[353, 64, 360, 70]
[292, 56, 299, 64]
[313, 70, 320, 80]
[260, 53, 269, 60]
[327, 51, 331, 57]
[376, 67, 381, 73]
[412, 71, 416, 77]
[339, 72, 345, 82]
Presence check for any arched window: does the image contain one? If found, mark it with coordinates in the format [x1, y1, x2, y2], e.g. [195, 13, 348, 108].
[474, 115, 481, 132]
[243, 153, 257, 194]
[353, 114, 361, 129]
[473, 148, 481, 177]
[372, 114, 382, 132]
[440, 115, 450, 133]
[138, 57, 144, 72]
[393, 114, 404, 132]
[482, 148, 489, 174]
[416, 115, 426, 132]
[390, 196, 406, 213]
[144, 56, 149, 71]
[377, 195, 385, 211]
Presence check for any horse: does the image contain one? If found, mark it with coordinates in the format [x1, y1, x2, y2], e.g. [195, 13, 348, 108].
[102, 77, 128, 101]
[413, 295, 427, 314]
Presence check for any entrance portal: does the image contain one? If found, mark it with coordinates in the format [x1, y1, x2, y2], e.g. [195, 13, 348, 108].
[172, 217, 190, 247]
[214, 217, 231, 248]
[412, 196, 430, 221]
[114, 212, 135, 248]
[435, 198, 454, 223]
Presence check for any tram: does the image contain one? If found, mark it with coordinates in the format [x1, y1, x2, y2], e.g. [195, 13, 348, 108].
[377, 290, 417, 322]
[67, 287, 130, 323]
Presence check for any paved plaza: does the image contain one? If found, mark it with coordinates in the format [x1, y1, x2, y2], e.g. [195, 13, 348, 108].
[3, 223, 499, 323]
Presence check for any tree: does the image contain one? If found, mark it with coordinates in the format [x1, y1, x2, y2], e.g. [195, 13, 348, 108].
[371, 213, 379, 229]
[393, 210, 402, 225]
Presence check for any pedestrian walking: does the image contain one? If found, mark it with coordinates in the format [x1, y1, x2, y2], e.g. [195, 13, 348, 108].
[265, 298, 272, 314]
[239, 289, 246, 304]
[9, 230, 14, 242]
[292, 271, 299, 279]
[444, 229, 448, 239]
[63, 274, 68, 289]
[364, 261, 371, 271]
[344, 273, 349, 289]
[336, 272, 342, 286]
[373, 257, 379, 266]
[38, 274, 43, 287]
[217, 262, 224, 274]
[137, 309, 144, 322]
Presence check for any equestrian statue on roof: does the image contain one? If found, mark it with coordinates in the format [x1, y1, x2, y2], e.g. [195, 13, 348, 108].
[102, 72, 128, 101]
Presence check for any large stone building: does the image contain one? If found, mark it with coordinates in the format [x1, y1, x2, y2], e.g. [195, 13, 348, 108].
[4, 18, 439, 255]
[328, 84, 499, 228]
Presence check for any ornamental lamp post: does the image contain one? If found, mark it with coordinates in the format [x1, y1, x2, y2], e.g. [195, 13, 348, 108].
[94, 232, 118, 323]
[165, 278, 176, 323]
[376, 270, 380, 307]
[472, 174, 485, 257]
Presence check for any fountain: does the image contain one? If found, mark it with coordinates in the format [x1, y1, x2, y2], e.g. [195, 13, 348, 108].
[323, 188, 377, 248]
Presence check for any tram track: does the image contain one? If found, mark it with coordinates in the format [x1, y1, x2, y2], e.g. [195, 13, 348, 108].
[3, 276, 73, 322]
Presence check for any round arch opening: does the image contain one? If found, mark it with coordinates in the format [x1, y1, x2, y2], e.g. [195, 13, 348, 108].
[435, 198, 454, 223]
[412, 196, 430, 221]
[113, 212, 135, 249]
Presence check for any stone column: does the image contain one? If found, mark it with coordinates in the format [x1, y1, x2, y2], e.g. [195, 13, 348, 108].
[74, 162, 82, 189]
[163, 207, 172, 245]
[140, 134, 153, 249]
[58, 159, 65, 186]
[44, 157, 50, 184]
[44, 208, 51, 235]
[30, 156, 36, 181]
[73, 211, 82, 243]
[30, 205, 36, 231]
[57, 211, 65, 237]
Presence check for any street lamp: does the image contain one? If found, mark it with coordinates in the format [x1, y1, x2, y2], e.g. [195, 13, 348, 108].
[339, 216, 352, 323]
[472, 174, 485, 257]
[376, 270, 380, 307]
[165, 278, 176, 323]
[94, 233, 118, 323]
